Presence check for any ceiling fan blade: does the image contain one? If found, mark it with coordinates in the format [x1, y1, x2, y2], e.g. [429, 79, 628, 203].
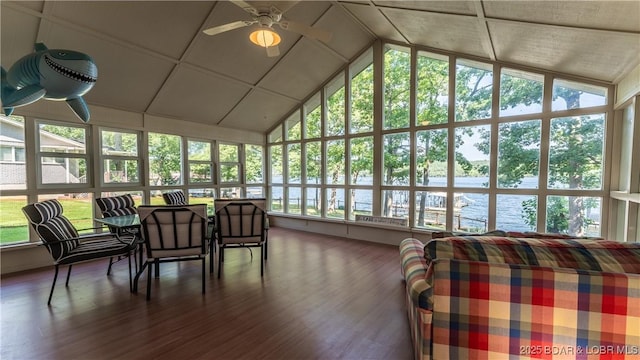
[266, 44, 280, 58]
[278, 20, 332, 43]
[203, 20, 255, 36]
[230, 0, 259, 16]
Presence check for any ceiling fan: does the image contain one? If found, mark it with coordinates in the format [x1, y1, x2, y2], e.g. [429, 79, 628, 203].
[202, 0, 332, 57]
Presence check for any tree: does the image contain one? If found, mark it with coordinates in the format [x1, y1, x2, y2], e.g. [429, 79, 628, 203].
[148, 133, 181, 185]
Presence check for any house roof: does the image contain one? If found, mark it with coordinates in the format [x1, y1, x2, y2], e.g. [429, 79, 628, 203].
[1, 1, 638, 134]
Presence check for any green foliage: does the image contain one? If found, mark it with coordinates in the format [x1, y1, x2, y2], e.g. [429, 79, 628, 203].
[148, 133, 181, 185]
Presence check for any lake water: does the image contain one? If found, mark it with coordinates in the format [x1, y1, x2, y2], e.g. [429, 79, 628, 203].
[271, 176, 602, 234]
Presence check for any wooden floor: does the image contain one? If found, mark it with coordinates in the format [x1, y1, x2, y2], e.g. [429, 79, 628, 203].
[0, 228, 412, 360]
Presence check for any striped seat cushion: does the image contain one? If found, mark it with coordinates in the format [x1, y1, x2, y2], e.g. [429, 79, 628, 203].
[162, 191, 187, 205]
[425, 236, 640, 274]
[95, 194, 137, 217]
[22, 199, 80, 261]
[57, 235, 135, 265]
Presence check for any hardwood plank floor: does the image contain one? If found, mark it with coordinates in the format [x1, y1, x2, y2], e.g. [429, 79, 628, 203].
[0, 228, 412, 360]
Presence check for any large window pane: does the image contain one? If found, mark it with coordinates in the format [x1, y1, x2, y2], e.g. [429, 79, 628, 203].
[287, 143, 301, 184]
[416, 51, 448, 126]
[148, 133, 182, 186]
[304, 94, 321, 139]
[305, 187, 321, 217]
[416, 129, 448, 187]
[326, 74, 345, 137]
[188, 163, 212, 183]
[41, 157, 87, 184]
[455, 192, 488, 233]
[382, 132, 410, 186]
[219, 143, 238, 162]
[499, 68, 543, 116]
[326, 188, 345, 219]
[268, 124, 282, 143]
[546, 196, 601, 237]
[219, 143, 240, 184]
[39, 124, 86, 154]
[102, 130, 137, 156]
[0, 116, 26, 189]
[384, 46, 410, 130]
[188, 140, 210, 161]
[350, 51, 374, 134]
[496, 195, 537, 231]
[350, 189, 372, 220]
[350, 136, 373, 185]
[548, 114, 604, 190]
[326, 140, 345, 185]
[246, 186, 264, 198]
[103, 159, 139, 183]
[287, 186, 302, 214]
[455, 59, 492, 121]
[285, 111, 301, 141]
[455, 125, 489, 188]
[497, 120, 541, 189]
[382, 189, 409, 218]
[220, 187, 241, 198]
[270, 145, 283, 184]
[0, 195, 29, 245]
[245, 144, 263, 184]
[220, 164, 239, 183]
[552, 79, 607, 111]
[415, 191, 448, 230]
[306, 141, 321, 185]
[271, 186, 283, 213]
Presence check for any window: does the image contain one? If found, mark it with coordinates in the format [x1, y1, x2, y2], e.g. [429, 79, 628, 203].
[384, 45, 410, 130]
[0, 195, 29, 245]
[38, 122, 89, 185]
[245, 144, 263, 184]
[101, 129, 140, 184]
[148, 132, 182, 186]
[187, 139, 213, 184]
[0, 115, 26, 190]
[219, 143, 240, 183]
[455, 59, 492, 121]
[266, 44, 611, 237]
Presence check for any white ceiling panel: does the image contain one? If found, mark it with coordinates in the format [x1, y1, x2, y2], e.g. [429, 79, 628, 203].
[315, 5, 374, 59]
[382, 7, 488, 58]
[341, 3, 405, 42]
[1, 6, 40, 67]
[484, 1, 640, 32]
[260, 38, 346, 99]
[219, 89, 299, 133]
[489, 20, 640, 82]
[148, 65, 251, 125]
[373, 1, 477, 15]
[48, 1, 213, 59]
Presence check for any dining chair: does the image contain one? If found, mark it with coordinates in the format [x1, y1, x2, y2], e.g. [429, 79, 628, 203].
[162, 190, 187, 205]
[22, 199, 137, 305]
[95, 194, 140, 271]
[215, 199, 267, 278]
[134, 204, 210, 300]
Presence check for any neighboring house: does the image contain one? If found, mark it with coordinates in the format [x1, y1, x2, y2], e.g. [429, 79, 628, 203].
[0, 116, 83, 189]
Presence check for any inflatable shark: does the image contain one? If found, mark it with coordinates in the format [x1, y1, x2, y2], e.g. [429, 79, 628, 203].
[1, 43, 97, 122]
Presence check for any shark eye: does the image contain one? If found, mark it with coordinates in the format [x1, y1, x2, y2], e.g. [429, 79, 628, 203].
[58, 52, 67, 56]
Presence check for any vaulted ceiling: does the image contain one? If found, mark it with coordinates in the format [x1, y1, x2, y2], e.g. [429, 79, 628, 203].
[2, 1, 639, 134]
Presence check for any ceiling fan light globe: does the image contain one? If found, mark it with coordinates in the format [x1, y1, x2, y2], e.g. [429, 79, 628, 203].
[249, 29, 281, 48]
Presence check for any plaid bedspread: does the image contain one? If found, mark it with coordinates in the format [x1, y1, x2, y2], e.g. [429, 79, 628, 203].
[400, 237, 640, 360]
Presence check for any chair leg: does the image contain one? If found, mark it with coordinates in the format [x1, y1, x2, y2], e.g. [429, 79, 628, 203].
[201, 258, 206, 294]
[133, 262, 148, 293]
[217, 247, 223, 279]
[146, 261, 152, 301]
[155, 259, 160, 278]
[47, 265, 60, 306]
[209, 239, 215, 274]
[128, 251, 133, 293]
[260, 245, 264, 277]
[65, 265, 73, 286]
[107, 257, 114, 275]
[264, 230, 268, 260]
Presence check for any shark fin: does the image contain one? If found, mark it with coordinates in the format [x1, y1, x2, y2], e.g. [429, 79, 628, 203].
[34, 43, 48, 52]
[66, 97, 90, 122]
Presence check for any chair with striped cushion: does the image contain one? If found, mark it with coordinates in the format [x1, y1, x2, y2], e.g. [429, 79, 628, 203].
[96, 194, 140, 273]
[134, 204, 210, 300]
[22, 199, 137, 305]
[162, 190, 187, 205]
